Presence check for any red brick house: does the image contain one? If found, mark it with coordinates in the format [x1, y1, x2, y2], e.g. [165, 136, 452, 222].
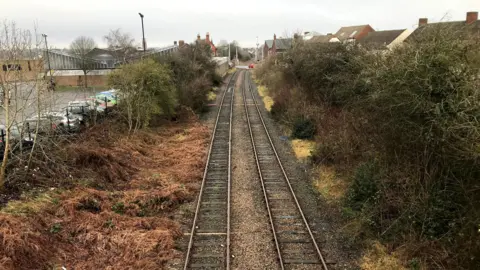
[263, 34, 293, 59]
[335, 25, 375, 42]
[197, 32, 217, 56]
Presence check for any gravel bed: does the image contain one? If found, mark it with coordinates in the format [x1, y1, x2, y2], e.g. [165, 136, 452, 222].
[248, 71, 360, 269]
[230, 71, 280, 269]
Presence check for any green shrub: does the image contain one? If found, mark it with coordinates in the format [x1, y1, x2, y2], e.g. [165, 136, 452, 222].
[108, 59, 177, 131]
[156, 42, 218, 113]
[346, 161, 380, 211]
[291, 118, 316, 139]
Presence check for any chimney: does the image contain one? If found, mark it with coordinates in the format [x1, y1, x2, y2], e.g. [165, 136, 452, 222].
[179, 40, 185, 47]
[206, 32, 210, 43]
[174, 41, 178, 46]
[466, 11, 478, 25]
[419, 18, 428, 26]
[274, 34, 277, 40]
[197, 34, 201, 40]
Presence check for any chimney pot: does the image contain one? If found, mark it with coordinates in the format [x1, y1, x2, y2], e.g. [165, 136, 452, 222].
[466, 11, 478, 25]
[197, 34, 200, 40]
[274, 34, 277, 40]
[206, 32, 210, 43]
[174, 41, 178, 46]
[179, 40, 185, 47]
[419, 18, 428, 26]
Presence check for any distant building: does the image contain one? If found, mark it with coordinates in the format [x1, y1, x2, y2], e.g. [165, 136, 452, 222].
[263, 34, 293, 59]
[309, 34, 341, 43]
[196, 32, 217, 56]
[335, 24, 375, 42]
[407, 11, 479, 42]
[359, 29, 411, 50]
[302, 31, 322, 41]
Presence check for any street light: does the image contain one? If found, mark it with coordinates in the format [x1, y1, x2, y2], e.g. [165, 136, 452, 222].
[42, 34, 53, 87]
[138, 13, 146, 54]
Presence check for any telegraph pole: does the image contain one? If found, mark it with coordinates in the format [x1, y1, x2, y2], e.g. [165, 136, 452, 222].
[139, 13, 146, 54]
[235, 45, 238, 65]
[42, 34, 53, 87]
[256, 36, 259, 62]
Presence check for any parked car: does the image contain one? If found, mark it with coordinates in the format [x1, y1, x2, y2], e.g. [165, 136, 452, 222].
[248, 63, 255, 69]
[0, 124, 35, 151]
[25, 112, 81, 134]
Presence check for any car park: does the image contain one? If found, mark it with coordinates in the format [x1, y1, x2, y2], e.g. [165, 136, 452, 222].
[0, 124, 35, 150]
[25, 112, 81, 134]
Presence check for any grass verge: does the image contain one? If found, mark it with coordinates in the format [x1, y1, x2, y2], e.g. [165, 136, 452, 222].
[0, 120, 209, 269]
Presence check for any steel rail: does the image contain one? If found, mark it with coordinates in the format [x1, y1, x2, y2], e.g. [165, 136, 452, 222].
[241, 70, 285, 269]
[183, 72, 236, 270]
[243, 70, 329, 270]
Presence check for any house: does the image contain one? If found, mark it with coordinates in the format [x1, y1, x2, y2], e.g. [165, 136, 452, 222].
[263, 34, 293, 59]
[309, 33, 341, 43]
[196, 32, 217, 56]
[274, 36, 293, 54]
[335, 24, 375, 42]
[359, 29, 411, 50]
[302, 31, 322, 41]
[407, 11, 479, 42]
[263, 39, 274, 59]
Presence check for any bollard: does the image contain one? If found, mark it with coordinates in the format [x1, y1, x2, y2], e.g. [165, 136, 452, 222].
[66, 108, 71, 132]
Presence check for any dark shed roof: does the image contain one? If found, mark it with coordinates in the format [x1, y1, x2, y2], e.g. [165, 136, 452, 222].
[359, 29, 406, 49]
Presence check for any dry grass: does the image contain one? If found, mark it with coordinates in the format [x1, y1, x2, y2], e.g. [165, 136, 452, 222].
[0, 121, 210, 269]
[291, 139, 315, 160]
[313, 165, 348, 202]
[257, 85, 274, 112]
[361, 241, 406, 270]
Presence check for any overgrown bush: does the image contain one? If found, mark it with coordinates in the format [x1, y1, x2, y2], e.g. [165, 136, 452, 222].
[108, 59, 177, 132]
[256, 22, 480, 268]
[346, 161, 380, 212]
[291, 118, 315, 139]
[157, 42, 219, 112]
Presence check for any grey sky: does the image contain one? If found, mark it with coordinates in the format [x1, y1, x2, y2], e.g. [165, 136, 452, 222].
[2, 0, 479, 49]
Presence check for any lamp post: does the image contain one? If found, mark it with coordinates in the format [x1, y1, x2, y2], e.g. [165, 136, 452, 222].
[42, 34, 53, 87]
[138, 13, 146, 54]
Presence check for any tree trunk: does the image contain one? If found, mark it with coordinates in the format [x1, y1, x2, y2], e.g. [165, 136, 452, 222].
[84, 70, 88, 89]
[0, 90, 10, 190]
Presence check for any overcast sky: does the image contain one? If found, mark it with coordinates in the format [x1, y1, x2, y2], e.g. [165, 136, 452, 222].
[2, 0, 479, 49]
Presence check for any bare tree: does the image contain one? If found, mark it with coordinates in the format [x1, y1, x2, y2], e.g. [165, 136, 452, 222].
[0, 21, 46, 189]
[104, 29, 137, 65]
[70, 36, 96, 89]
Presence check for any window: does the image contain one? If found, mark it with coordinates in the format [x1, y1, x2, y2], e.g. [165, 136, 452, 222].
[2, 64, 22, 71]
[28, 61, 32, 71]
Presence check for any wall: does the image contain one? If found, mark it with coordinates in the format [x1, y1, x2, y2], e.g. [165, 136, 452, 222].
[357, 25, 375, 41]
[54, 75, 108, 87]
[0, 60, 43, 82]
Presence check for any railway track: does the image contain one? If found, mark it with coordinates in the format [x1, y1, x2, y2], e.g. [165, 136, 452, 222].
[242, 70, 329, 270]
[184, 72, 237, 270]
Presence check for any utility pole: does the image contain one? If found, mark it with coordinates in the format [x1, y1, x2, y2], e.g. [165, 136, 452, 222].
[235, 45, 238, 65]
[139, 13, 146, 54]
[256, 36, 259, 62]
[42, 34, 52, 87]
